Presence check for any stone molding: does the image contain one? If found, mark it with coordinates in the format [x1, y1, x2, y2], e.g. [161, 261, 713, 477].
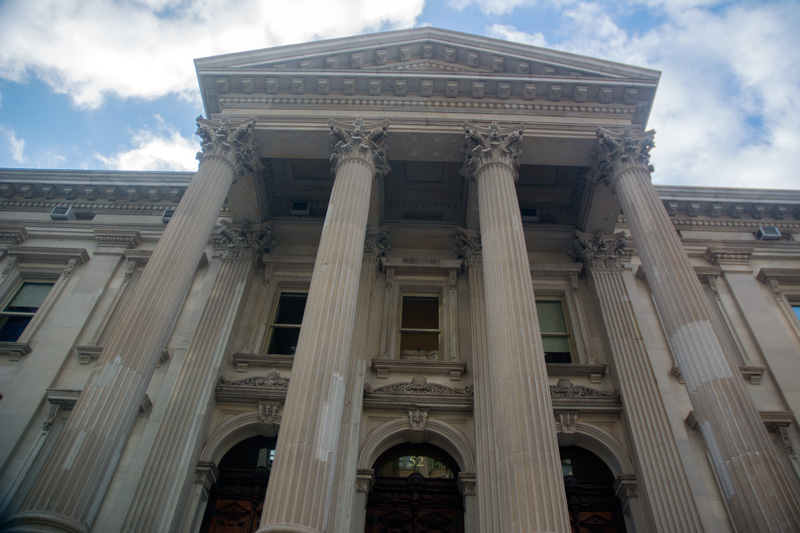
[328, 118, 390, 178]
[460, 121, 524, 181]
[0, 227, 29, 245]
[195, 116, 260, 176]
[93, 229, 142, 249]
[590, 127, 655, 189]
[549, 378, 619, 399]
[215, 370, 290, 403]
[364, 375, 473, 396]
[371, 359, 467, 381]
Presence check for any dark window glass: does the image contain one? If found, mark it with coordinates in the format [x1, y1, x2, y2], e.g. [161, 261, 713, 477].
[0, 282, 53, 342]
[267, 293, 307, 355]
[536, 299, 572, 364]
[399, 296, 440, 360]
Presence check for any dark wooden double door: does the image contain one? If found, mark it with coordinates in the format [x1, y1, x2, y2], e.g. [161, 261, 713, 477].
[365, 473, 464, 533]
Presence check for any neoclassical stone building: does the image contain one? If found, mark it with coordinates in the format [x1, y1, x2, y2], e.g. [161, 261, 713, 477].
[1, 28, 800, 533]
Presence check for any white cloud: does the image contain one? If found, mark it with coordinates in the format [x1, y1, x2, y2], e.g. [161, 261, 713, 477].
[448, 0, 538, 16]
[93, 116, 198, 171]
[0, 125, 26, 163]
[489, 2, 800, 189]
[488, 24, 547, 47]
[0, 0, 424, 109]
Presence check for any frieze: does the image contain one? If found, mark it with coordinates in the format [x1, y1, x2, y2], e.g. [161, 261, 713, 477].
[218, 369, 290, 389]
[549, 378, 619, 399]
[364, 375, 473, 396]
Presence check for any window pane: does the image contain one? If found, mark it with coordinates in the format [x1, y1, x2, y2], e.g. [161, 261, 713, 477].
[536, 300, 567, 334]
[274, 293, 307, 325]
[543, 336, 571, 363]
[268, 327, 301, 355]
[0, 315, 32, 342]
[401, 296, 439, 329]
[5, 283, 52, 313]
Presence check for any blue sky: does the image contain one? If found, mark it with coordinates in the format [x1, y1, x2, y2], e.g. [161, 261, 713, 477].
[0, 0, 798, 189]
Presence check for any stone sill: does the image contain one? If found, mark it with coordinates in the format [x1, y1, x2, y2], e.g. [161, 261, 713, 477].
[232, 353, 294, 373]
[686, 409, 793, 431]
[76, 345, 169, 366]
[0, 341, 31, 360]
[372, 359, 467, 381]
[546, 363, 606, 384]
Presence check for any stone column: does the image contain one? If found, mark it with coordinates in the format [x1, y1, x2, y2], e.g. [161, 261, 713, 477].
[454, 228, 501, 533]
[572, 230, 704, 532]
[257, 119, 389, 533]
[330, 228, 389, 533]
[593, 127, 800, 531]
[122, 222, 274, 532]
[461, 122, 571, 532]
[3, 117, 258, 533]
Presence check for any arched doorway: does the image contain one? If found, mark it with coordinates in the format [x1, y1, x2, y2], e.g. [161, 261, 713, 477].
[560, 446, 627, 533]
[199, 435, 277, 533]
[365, 443, 464, 533]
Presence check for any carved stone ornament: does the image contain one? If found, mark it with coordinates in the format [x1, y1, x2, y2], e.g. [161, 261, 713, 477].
[453, 227, 482, 267]
[460, 121, 524, 181]
[2, 255, 21, 277]
[218, 220, 276, 260]
[557, 411, 578, 434]
[570, 230, 627, 269]
[195, 116, 260, 176]
[591, 127, 655, 188]
[43, 402, 63, 431]
[218, 369, 290, 389]
[329, 118, 390, 177]
[364, 226, 391, 262]
[549, 378, 619, 399]
[258, 401, 282, 425]
[408, 409, 428, 430]
[365, 375, 473, 396]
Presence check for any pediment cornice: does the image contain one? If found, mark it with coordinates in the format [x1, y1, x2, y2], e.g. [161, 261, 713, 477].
[196, 28, 659, 124]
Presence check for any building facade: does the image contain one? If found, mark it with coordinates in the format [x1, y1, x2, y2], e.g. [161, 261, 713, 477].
[1, 28, 800, 533]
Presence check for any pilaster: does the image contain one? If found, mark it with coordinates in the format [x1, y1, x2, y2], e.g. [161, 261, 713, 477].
[572, 230, 704, 532]
[3, 117, 258, 533]
[257, 119, 388, 533]
[592, 127, 800, 531]
[461, 122, 570, 532]
[122, 222, 273, 532]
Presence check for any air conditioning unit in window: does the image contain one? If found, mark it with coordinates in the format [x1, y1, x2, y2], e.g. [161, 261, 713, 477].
[50, 206, 76, 220]
[756, 226, 781, 240]
[290, 201, 311, 216]
[161, 208, 175, 223]
[520, 207, 539, 223]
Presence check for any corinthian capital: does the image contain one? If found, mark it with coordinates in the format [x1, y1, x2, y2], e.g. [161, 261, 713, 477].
[460, 121, 524, 181]
[218, 220, 276, 260]
[570, 230, 628, 269]
[364, 226, 391, 263]
[453, 227, 482, 267]
[329, 118, 390, 177]
[590, 127, 655, 187]
[196, 116, 260, 176]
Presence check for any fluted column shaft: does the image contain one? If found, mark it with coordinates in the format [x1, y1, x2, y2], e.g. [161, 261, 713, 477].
[463, 123, 570, 532]
[122, 223, 272, 532]
[595, 128, 800, 531]
[258, 119, 388, 533]
[3, 118, 258, 533]
[455, 229, 501, 532]
[574, 231, 703, 532]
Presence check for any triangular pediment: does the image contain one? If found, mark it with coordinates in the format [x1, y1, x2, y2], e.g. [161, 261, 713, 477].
[196, 27, 658, 82]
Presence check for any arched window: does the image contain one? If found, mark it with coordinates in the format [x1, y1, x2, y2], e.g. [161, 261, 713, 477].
[560, 446, 627, 533]
[200, 436, 277, 533]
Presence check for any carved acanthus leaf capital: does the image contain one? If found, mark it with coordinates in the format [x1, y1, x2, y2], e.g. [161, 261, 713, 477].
[460, 122, 524, 181]
[453, 227, 482, 267]
[329, 118, 390, 178]
[218, 220, 276, 260]
[364, 226, 391, 262]
[570, 230, 627, 269]
[590, 127, 655, 188]
[195, 116, 260, 176]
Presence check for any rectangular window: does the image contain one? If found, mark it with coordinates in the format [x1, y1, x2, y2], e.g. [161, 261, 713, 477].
[536, 299, 573, 364]
[266, 292, 307, 355]
[399, 295, 440, 360]
[0, 282, 54, 342]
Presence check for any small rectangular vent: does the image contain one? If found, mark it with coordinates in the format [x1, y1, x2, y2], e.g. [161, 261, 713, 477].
[520, 207, 539, 222]
[50, 206, 76, 220]
[756, 226, 781, 240]
[290, 201, 311, 216]
[161, 208, 175, 223]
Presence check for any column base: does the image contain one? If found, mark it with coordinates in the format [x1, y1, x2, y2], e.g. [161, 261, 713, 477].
[2, 510, 88, 533]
